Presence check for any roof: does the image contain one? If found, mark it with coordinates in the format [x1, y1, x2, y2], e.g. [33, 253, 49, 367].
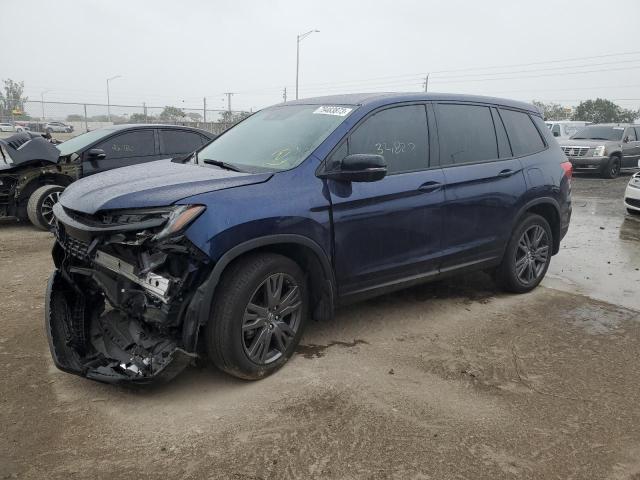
[102, 123, 215, 137]
[280, 92, 539, 113]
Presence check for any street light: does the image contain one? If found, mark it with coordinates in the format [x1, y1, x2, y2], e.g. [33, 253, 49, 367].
[106, 75, 122, 122]
[296, 29, 319, 100]
[41, 90, 51, 121]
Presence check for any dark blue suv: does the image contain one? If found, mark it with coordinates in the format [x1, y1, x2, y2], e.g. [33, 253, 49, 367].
[46, 93, 572, 384]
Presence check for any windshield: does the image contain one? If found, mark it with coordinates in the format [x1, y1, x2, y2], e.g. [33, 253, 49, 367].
[571, 125, 624, 141]
[197, 104, 354, 172]
[56, 128, 113, 156]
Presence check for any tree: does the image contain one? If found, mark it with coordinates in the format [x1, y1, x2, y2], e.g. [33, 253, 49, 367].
[0, 79, 29, 119]
[159, 106, 186, 121]
[532, 100, 571, 120]
[129, 113, 154, 123]
[186, 112, 202, 122]
[572, 98, 639, 123]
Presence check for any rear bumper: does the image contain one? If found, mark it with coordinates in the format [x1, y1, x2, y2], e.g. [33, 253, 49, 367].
[569, 156, 608, 171]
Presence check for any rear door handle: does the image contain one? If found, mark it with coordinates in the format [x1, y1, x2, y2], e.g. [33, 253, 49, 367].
[498, 168, 518, 177]
[418, 181, 443, 193]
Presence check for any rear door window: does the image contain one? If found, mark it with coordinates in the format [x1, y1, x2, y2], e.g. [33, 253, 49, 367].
[436, 103, 498, 165]
[94, 130, 155, 159]
[499, 109, 546, 157]
[347, 105, 429, 174]
[160, 129, 205, 155]
[626, 127, 637, 142]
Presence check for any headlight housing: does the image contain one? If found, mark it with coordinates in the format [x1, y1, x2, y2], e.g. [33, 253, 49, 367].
[593, 145, 606, 157]
[153, 205, 205, 241]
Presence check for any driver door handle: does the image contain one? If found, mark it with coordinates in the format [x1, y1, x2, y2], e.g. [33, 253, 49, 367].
[498, 168, 518, 177]
[418, 181, 443, 193]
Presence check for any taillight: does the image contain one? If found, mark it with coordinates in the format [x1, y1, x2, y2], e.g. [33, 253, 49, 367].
[560, 161, 572, 180]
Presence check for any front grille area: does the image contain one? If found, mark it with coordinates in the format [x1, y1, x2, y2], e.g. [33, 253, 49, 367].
[626, 197, 640, 208]
[561, 146, 590, 157]
[56, 225, 91, 261]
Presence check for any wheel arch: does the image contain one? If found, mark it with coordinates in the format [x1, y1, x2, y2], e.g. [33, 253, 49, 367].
[182, 235, 336, 352]
[19, 174, 74, 202]
[512, 198, 562, 255]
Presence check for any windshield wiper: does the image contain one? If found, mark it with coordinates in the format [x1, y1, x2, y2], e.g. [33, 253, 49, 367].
[202, 158, 245, 172]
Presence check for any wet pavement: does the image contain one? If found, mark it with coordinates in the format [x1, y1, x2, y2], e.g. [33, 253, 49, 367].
[1, 173, 639, 479]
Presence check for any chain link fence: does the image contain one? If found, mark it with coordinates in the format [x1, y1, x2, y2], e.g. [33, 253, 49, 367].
[1, 100, 250, 137]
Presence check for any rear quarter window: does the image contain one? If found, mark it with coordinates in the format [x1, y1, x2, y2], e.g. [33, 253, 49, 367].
[499, 109, 546, 157]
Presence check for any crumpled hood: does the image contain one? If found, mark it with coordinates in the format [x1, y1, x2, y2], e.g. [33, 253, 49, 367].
[0, 133, 60, 171]
[60, 159, 272, 214]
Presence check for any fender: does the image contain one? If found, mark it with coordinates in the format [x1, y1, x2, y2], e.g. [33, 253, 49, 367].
[511, 196, 562, 252]
[181, 234, 336, 351]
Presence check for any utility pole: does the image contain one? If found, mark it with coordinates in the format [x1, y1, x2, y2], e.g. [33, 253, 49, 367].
[142, 102, 147, 122]
[223, 92, 234, 112]
[295, 29, 320, 100]
[106, 75, 122, 122]
[83, 104, 88, 132]
[203, 97, 207, 122]
[41, 90, 51, 120]
[283, 87, 287, 103]
[423, 74, 429, 92]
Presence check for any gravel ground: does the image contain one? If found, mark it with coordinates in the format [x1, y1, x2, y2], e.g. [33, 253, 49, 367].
[1, 173, 639, 480]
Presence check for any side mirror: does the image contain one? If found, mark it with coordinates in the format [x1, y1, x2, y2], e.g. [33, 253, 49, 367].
[321, 154, 387, 182]
[87, 148, 106, 160]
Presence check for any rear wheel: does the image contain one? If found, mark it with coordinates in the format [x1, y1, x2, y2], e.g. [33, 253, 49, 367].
[496, 213, 553, 293]
[602, 156, 621, 179]
[27, 185, 64, 230]
[205, 253, 308, 380]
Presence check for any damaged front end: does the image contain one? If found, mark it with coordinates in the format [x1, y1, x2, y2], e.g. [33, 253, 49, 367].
[46, 203, 211, 384]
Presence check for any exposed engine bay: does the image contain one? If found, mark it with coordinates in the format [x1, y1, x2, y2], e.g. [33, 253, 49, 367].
[46, 203, 211, 383]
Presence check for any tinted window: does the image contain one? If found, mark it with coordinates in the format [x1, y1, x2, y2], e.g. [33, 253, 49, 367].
[437, 104, 497, 164]
[635, 127, 640, 139]
[499, 109, 545, 156]
[571, 125, 624, 141]
[626, 128, 637, 142]
[348, 105, 428, 174]
[161, 130, 203, 155]
[95, 130, 155, 159]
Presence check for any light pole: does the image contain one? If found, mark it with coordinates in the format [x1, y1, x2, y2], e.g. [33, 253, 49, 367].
[41, 90, 51, 121]
[296, 29, 319, 100]
[106, 75, 122, 122]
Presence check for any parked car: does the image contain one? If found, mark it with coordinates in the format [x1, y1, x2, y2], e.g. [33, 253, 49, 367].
[44, 121, 74, 133]
[0, 124, 215, 229]
[14, 124, 30, 133]
[45, 92, 572, 385]
[624, 170, 640, 215]
[0, 122, 16, 132]
[545, 120, 591, 140]
[559, 124, 640, 178]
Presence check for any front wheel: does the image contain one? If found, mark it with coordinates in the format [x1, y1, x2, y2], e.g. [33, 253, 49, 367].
[205, 253, 308, 380]
[27, 185, 65, 230]
[602, 156, 621, 179]
[496, 213, 553, 293]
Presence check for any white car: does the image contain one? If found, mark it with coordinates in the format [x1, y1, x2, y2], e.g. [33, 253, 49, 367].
[0, 123, 15, 132]
[15, 125, 29, 132]
[625, 170, 640, 215]
[44, 121, 73, 133]
[546, 121, 592, 140]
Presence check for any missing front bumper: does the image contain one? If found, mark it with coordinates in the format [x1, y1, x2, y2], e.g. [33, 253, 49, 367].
[45, 270, 193, 384]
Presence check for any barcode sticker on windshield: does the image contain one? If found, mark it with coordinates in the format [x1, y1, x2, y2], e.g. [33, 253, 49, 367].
[313, 106, 353, 116]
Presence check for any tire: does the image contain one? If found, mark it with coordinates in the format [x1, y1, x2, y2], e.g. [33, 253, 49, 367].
[628, 208, 640, 216]
[601, 156, 621, 179]
[496, 213, 553, 293]
[205, 253, 308, 380]
[27, 185, 65, 230]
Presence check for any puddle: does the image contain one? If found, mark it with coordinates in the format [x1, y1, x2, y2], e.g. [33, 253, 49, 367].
[296, 339, 369, 359]
[563, 304, 638, 335]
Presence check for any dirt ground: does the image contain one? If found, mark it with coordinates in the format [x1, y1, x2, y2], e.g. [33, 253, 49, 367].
[1, 173, 639, 480]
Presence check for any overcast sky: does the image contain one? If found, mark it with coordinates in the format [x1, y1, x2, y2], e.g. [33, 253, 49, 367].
[4, 0, 640, 118]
